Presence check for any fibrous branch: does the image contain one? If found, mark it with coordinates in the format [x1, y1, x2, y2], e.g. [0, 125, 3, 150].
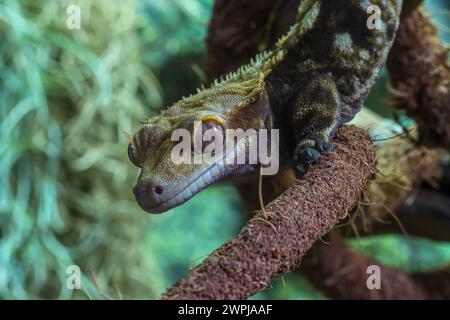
[301, 241, 450, 300]
[161, 0, 449, 300]
[163, 125, 375, 299]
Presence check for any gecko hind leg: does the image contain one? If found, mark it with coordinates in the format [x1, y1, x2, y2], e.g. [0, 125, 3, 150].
[291, 74, 341, 177]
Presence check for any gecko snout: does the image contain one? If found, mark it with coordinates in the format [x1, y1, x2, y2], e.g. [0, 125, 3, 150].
[133, 183, 164, 196]
[133, 181, 165, 213]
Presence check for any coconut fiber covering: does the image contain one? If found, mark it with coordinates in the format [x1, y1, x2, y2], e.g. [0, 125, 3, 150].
[163, 125, 375, 299]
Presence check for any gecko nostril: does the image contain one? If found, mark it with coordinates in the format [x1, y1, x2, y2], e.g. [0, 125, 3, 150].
[153, 185, 164, 195]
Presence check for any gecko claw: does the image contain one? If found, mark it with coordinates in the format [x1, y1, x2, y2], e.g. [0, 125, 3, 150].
[293, 147, 320, 178]
[294, 163, 307, 177]
[293, 140, 333, 178]
[297, 147, 320, 164]
[316, 141, 333, 153]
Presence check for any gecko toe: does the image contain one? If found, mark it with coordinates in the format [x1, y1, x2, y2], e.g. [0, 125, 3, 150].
[293, 147, 321, 178]
[315, 140, 333, 153]
[293, 139, 334, 178]
[298, 147, 320, 164]
[294, 163, 307, 177]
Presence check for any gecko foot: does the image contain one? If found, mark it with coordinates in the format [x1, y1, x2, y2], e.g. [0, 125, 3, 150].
[293, 139, 333, 178]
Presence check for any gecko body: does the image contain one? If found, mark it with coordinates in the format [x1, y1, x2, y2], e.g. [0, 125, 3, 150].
[129, 0, 403, 213]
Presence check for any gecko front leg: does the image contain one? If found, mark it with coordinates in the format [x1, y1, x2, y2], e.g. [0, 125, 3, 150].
[291, 73, 341, 176]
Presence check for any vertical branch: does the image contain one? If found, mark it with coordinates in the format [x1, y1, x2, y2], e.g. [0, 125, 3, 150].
[387, 7, 450, 148]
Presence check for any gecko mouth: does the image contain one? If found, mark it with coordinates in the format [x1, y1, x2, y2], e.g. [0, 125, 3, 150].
[144, 162, 231, 213]
[138, 145, 245, 214]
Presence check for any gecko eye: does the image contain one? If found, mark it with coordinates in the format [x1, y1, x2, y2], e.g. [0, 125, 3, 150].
[128, 144, 141, 168]
[192, 118, 225, 153]
[202, 119, 224, 134]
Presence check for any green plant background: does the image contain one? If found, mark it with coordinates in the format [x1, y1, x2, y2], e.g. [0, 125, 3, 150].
[0, 0, 448, 299]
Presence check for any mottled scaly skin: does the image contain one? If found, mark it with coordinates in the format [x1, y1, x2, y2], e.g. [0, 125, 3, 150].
[267, 0, 402, 171]
[129, 0, 403, 213]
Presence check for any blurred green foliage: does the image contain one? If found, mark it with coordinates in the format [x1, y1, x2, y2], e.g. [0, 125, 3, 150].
[0, 0, 448, 300]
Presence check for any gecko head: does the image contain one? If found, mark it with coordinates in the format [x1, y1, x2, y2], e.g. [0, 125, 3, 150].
[128, 81, 271, 214]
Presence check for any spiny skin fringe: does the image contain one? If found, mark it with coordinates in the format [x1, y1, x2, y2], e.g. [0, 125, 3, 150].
[149, 0, 320, 111]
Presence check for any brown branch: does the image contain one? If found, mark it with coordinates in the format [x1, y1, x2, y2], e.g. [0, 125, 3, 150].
[353, 189, 450, 242]
[162, 125, 375, 299]
[205, 0, 298, 82]
[161, 0, 448, 300]
[301, 241, 450, 299]
[387, 7, 450, 148]
[301, 5, 450, 299]
[341, 4, 450, 239]
[341, 135, 444, 239]
[411, 269, 450, 300]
